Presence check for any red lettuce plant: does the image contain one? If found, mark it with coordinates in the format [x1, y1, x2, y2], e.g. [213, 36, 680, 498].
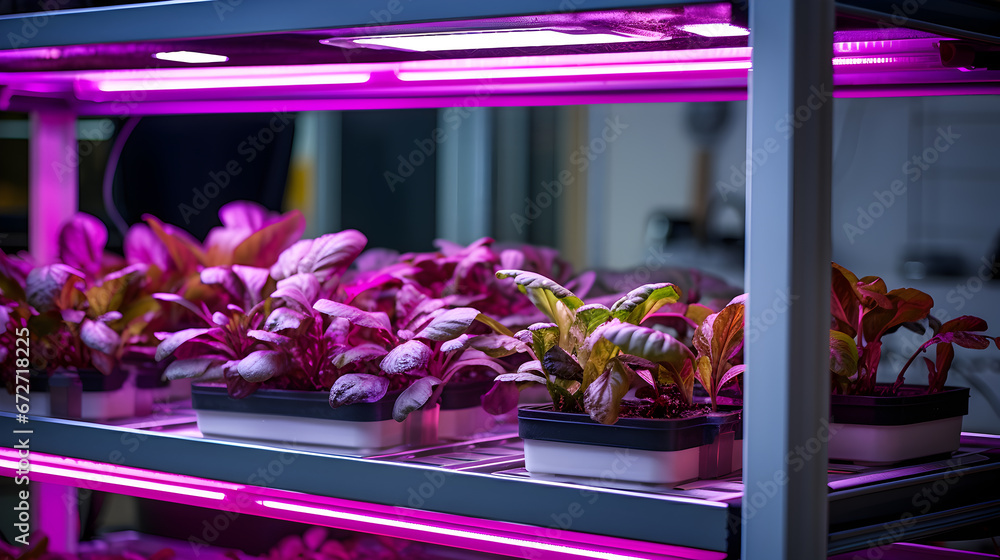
[154, 264, 283, 398]
[316, 282, 517, 421]
[362, 237, 594, 329]
[9, 215, 157, 376]
[154, 229, 369, 398]
[829, 263, 1000, 395]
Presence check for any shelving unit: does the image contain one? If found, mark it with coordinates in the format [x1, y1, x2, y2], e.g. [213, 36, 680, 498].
[2, 1, 1000, 558]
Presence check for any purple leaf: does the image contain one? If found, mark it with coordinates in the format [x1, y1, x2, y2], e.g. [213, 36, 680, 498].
[329, 374, 390, 408]
[232, 265, 271, 306]
[164, 358, 222, 380]
[80, 318, 119, 354]
[264, 307, 305, 332]
[124, 223, 170, 271]
[499, 249, 525, 271]
[441, 334, 471, 353]
[542, 345, 583, 380]
[153, 293, 212, 323]
[332, 344, 389, 369]
[26, 264, 84, 312]
[392, 376, 441, 422]
[238, 350, 288, 383]
[271, 230, 367, 282]
[482, 381, 520, 415]
[201, 267, 243, 301]
[97, 310, 123, 323]
[155, 327, 218, 361]
[939, 315, 988, 333]
[314, 300, 392, 332]
[381, 339, 432, 374]
[58, 213, 107, 278]
[248, 330, 292, 345]
[275, 274, 320, 307]
[719, 365, 745, 390]
[495, 371, 546, 384]
[91, 351, 115, 376]
[934, 331, 992, 350]
[355, 248, 400, 272]
[416, 307, 481, 341]
[61, 309, 86, 323]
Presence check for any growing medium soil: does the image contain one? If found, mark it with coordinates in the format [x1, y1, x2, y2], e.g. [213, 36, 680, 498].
[617, 385, 711, 419]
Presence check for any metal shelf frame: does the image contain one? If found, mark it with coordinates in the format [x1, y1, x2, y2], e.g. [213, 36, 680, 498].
[3, 1, 1000, 558]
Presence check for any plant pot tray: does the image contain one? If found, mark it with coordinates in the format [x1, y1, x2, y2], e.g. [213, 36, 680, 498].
[828, 385, 970, 465]
[518, 405, 742, 485]
[192, 384, 417, 452]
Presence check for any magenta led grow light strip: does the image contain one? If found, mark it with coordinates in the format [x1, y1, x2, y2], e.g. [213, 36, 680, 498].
[0, 448, 725, 560]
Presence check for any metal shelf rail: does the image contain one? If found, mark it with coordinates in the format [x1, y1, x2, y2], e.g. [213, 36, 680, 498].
[2, 1, 1000, 558]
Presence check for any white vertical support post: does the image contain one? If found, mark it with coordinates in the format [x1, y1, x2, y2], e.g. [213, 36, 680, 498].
[743, 0, 833, 558]
[29, 110, 77, 264]
[32, 482, 79, 553]
[437, 107, 492, 244]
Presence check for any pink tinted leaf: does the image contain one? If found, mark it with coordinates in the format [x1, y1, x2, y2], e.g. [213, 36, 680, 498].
[298, 230, 368, 282]
[482, 381, 520, 415]
[232, 265, 271, 305]
[314, 300, 392, 333]
[392, 376, 441, 421]
[332, 343, 389, 369]
[380, 340, 431, 374]
[329, 374, 390, 407]
[264, 307, 305, 332]
[58, 213, 107, 278]
[90, 351, 115, 376]
[719, 365, 745, 390]
[415, 307, 481, 341]
[155, 327, 217, 361]
[143, 215, 205, 272]
[153, 293, 212, 323]
[247, 329, 292, 345]
[80, 319, 119, 354]
[124, 223, 170, 271]
[237, 350, 288, 383]
[27, 264, 85, 312]
[271, 239, 312, 281]
[164, 358, 221, 380]
[940, 315, 988, 333]
[232, 210, 306, 268]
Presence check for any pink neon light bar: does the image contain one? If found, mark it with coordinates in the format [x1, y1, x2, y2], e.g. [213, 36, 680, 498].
[0, 448, 725, 560]
[1, 35, 995, 115]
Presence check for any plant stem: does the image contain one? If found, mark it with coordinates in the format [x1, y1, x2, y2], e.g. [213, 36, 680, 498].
[894, 340, 932, 390]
